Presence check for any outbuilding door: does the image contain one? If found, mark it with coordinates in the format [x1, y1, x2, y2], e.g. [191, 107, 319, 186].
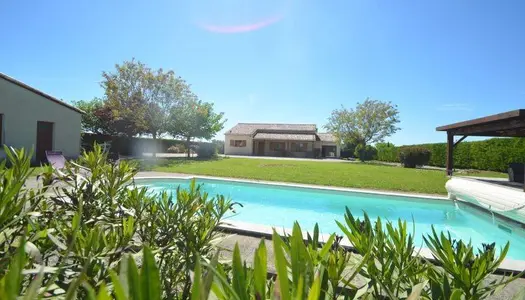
[36, 121, 54, 163]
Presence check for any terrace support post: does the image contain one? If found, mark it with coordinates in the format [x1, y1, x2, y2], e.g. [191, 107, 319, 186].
[446, 132, 454, 176]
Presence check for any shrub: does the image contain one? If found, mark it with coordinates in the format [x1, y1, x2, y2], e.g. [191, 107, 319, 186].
[0, 144, 234, 298]
[196, 143, 217, 159]
[398, 146, 431, 168]
[341, 141, 359, 158]
[376, 142, 399, 162]
[354, 144, 377, 161]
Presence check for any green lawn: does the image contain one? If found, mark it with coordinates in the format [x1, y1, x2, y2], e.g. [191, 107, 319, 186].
[143, 157, 504, 195]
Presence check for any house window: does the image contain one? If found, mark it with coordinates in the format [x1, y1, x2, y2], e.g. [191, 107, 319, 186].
[230, 140, 246, 147]
[270, 142, 285, 151]
[0, 114, 3, 145]
[291, 142, 308, 152]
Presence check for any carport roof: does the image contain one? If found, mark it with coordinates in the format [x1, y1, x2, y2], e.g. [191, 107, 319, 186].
[436, 109, 525, 137]
[253, 133, 316, 141]
[0, 72, 84, 114]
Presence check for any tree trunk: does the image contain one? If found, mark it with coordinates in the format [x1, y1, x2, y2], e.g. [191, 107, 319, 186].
[152, 132, 157, 158]
[186, 137, 191, 158]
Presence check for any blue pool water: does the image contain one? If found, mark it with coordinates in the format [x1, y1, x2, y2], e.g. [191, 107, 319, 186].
[137, 178, 525, 260]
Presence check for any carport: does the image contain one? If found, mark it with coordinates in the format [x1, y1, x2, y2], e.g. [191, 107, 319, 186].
[436, 109, 525, 191]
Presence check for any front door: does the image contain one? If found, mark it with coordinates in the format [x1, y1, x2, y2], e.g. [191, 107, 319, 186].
[257, 141, 265, 156]
[36, 121, 54, 163]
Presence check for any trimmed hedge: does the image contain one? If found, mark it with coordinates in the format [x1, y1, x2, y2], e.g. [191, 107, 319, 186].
[398, 147, 431, 168]
[376, 138, 525, 172]
[376, 143, 398, 162]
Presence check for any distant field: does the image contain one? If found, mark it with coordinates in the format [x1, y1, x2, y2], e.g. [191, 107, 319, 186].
[141, 157, 506, 195]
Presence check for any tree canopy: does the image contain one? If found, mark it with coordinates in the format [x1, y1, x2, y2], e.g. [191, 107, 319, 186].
[74, 98, 107, 134]
[101, 59, 189, 141]
[325, 98, 400, 147]
[168, 96, 226, 157]
[74, 59, 225, 156]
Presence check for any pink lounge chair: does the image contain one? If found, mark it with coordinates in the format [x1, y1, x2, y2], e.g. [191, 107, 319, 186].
[45, 151, 67, 169]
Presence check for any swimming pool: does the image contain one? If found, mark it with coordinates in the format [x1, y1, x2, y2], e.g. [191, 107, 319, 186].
[136, 177, 525, 260]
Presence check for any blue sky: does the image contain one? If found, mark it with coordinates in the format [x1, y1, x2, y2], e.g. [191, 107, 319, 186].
[1, 0, 524, 145]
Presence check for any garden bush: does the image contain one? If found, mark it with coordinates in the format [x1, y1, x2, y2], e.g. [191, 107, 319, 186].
[398, 146, 432, 168]
[196, 143, 217, 159]
[354, 144, 377, 161]
[340, 141, 359, 158]
[1, 145, 523, 299]
[376, 142, 399, 162]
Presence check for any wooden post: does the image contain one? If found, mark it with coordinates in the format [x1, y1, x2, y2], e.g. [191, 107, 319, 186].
[446, 132, 454, 176]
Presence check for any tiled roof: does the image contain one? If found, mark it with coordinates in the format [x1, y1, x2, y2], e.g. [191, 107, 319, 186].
[253, 133, 316, 141]
[226, 123, 317, 135]
[317, 133, 337, 142]
[0, 72, 84, 114]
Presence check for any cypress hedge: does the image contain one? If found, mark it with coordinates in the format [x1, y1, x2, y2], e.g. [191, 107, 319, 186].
[376, 138, 525, 172]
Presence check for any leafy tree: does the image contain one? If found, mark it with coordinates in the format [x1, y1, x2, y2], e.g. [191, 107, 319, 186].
[74, 98, 107, 134]
[325, 98, 400, 148]
[101, 59, 189, 155]
[169, 97, 226, 158]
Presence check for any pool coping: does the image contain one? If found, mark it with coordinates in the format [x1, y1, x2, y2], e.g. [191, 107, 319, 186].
[134, 175, 525, 275]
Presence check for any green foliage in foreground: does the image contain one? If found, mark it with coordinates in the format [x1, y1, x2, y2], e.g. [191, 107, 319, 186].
[1, 145, 524, 299]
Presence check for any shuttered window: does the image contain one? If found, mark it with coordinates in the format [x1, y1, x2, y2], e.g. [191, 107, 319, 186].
[229, 140, 246, 147]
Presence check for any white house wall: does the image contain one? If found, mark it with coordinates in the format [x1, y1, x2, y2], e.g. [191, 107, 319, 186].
[224, 135, 253, 155]
[0, 77, 82, 160]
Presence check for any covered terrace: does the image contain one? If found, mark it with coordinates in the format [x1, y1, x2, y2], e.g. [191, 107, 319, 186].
[436, 109, 525, 191]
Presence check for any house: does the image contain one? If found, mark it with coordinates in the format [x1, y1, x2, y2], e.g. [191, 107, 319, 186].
[0, 72, 83, 163]
[224, 123, 340, 158]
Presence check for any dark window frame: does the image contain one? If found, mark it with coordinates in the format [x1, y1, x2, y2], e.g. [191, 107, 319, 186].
[229, 140, 246, 147]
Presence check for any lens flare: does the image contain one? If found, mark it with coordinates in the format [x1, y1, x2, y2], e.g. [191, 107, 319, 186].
[198, 14, 283, 33]
[191, 0, 289, 34]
